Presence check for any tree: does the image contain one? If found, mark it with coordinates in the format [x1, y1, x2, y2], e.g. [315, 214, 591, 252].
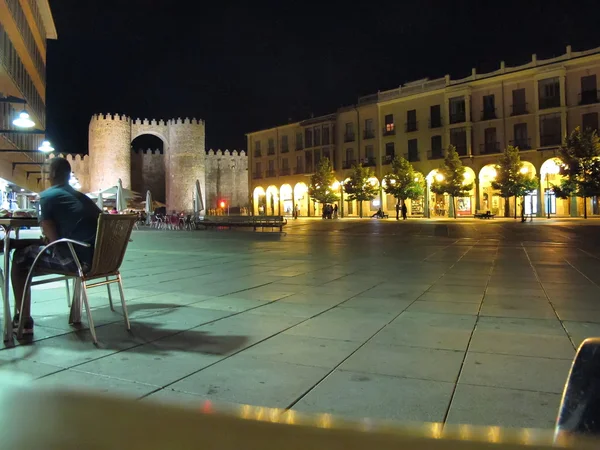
[431, 145, 473, 219]
[382, 156, 424, 218]
[308, 158, 338, 205]
[343, 164, 379, 218]
[491, 145, 539, 218]
[554, 127, 600, 218]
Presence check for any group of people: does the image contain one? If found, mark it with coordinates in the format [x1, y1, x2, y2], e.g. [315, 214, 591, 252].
[321, 203, 338, 220]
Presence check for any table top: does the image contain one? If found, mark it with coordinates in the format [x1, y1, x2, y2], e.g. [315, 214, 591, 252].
[0, 217, 39, 227]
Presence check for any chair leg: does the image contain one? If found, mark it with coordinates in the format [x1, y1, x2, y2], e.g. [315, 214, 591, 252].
[65, 279, 71, 308]
[116, 274, 130, 330]
[106, 277, 114, 311]
[69, 279, 82, 324]
[80, 282, 97, 344]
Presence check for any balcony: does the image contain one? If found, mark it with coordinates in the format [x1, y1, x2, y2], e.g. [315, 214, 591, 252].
[481, 108, 497, 120]
[427, 149, 444, 160]
[539, 96, 560, 109]
[383, 126, 396, 136]
[382, 154, 394, 165]
[295, 145, 303, 151]
[254, 150, 262, 158]
[454, 144, 467, 156]
[429, 118, 443, 128]
[281, 146, 289, 154]
[540, 134, 562, 147]
[342, 159, 357, 169]
[363, 129, 375, 139]
[479, 142, 501, 154]
[267, 149, 275, 156]
[279, 167, 291, 176]
[449, 112, 466, 124]
[294, 167, 305, 175]
[253, 172, 263, 179]
[405, 121, 418, 132]
[344, 133, 355, 143]
[266, 169, 277, 178]
[579, 90, 600, 105]
[509, 138, 532, 150]
[362, 157, 377, 167]
[510, 103, 528, 116]
[404, 152, 420, 162]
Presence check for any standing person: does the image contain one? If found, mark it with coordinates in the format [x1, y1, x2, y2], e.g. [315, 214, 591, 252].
[401, 202, 408, 220]
[11, 157, 101, 335]
[295, 203, 300, 219]
[333, 204, 338, 219]
[395, 203, 400, 220]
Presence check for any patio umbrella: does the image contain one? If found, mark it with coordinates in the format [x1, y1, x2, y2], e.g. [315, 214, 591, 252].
[97, 192, 104, 211]
[116, 178, 128, 212]
[194, 180, 204, 217]
[145, 190, 152, 224]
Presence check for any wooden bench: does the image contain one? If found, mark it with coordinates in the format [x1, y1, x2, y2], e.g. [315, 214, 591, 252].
[474, 210, 495, 219]
[197, 216, 287, 232]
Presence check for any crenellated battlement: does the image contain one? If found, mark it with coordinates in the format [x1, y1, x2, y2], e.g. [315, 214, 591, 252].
[132, 148, 163, 155]
[90, 113, 131, 123]
[206, 149, 246, 157]
[48, 152, 89, 162]
[167, 117, 204, 126]
[132, 117, 168, 127]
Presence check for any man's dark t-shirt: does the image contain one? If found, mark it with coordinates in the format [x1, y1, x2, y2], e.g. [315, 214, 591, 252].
[39, 184, 101, 265]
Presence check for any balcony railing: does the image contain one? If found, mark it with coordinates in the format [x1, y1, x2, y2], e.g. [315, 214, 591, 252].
[362, 157, 377, 167]
[404, 152, 420, 162]
[479, 142, 501, 154]
[295, 144, 303, 151]
[429, 118, 443, 128]
[267, 148, 275, 156]
[253, 172, 263, 179]
[509, 138, 532, 150]
[510, 103, 528, 116]
[383, 126, 396, 136]
[449, 112, 466, 124]
[481, 108, 497, 120]
[254, 150, 262, 157]
[579, 90, 600, 105]
[539, 96, 560, 109]
[266, 169, 277, 178]
[453, 144, 467, 156]
[427, 149, 444, 160]
[281, 147, 289, 153]
[382, 154, 394, 165]
[405, 121, 418, 132]
[540, 134, 562, 147]
[342, 159, 356, 169]
[344, 133, 355, 143]
[294, 167, 304, 175]
[363, 130, 375, 139]
[279, 167, 291, 176]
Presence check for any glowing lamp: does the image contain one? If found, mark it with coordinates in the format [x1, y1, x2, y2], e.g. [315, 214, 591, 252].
[12, 111, 35, 128]
[219, 201, 226, 208]
[520, 166, 529, 174]
[435, 173, 444, 182]
[331, 181, 340, 190]
[38, 140, 54, 153]
[390, 179, 396, 185]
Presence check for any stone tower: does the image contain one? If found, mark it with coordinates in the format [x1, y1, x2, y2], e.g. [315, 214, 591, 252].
[89, 113, 131, 190]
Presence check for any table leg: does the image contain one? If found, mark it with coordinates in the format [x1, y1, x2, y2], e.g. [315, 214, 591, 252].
[2, 227, 11, 341]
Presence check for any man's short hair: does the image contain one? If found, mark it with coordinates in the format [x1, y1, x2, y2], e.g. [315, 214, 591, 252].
[49, 157, 71, 181]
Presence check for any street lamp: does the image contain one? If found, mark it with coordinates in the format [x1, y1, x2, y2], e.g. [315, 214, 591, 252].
[38, 140, 54, 153]
[12, 110, 35, 128]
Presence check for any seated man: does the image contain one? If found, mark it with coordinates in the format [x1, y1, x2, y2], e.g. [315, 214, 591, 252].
[12, 157, 101, 335]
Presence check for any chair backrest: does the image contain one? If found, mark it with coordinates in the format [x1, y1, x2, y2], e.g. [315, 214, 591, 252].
[88, 214, 137, 277]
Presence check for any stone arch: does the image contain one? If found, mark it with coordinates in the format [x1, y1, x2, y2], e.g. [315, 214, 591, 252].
[266, 185, 279, 215]
[541, 157, 569, 216]
[280, 184, 293, 216]
[293, 182, 309, 217]
[130, 134, 166, 203]
[253, 186, 265, 216]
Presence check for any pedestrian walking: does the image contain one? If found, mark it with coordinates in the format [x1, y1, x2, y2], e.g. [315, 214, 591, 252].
[333, 204, 338, 219]
[401, 203, 408, 220]
[395, 203, 400, 220]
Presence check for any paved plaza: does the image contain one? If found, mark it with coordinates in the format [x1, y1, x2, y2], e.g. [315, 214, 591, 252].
[2, 218, 600, 429]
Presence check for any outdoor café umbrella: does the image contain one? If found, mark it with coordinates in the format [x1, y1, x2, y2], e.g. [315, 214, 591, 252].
[116, 178, 128, 212]
[194, 180, 204, 217]
[145, 190, 152, 224]
[97, 192, 104, 211]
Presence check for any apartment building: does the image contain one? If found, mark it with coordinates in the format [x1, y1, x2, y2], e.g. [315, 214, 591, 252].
[0, 0, 56, 202]
[248, 45, 600, 218]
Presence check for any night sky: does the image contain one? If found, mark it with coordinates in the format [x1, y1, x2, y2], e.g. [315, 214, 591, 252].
[45, 0, 600, 154]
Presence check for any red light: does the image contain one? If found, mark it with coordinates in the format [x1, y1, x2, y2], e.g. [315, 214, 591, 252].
[219, 201, 225, 208]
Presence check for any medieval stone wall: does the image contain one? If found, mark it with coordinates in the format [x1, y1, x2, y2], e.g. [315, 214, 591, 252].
[130, 149, 166, 203]
[205, 149, 248, 209]
[89, 114, 131, 191]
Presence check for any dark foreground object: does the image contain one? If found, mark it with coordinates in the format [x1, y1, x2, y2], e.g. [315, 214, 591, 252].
[198, 215, 287, 232]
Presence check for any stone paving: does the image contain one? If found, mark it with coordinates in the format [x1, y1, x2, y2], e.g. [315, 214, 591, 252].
[2, 218, 600, 429]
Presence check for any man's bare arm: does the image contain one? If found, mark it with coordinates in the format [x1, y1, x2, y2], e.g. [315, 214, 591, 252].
[40, 220, 59, 243]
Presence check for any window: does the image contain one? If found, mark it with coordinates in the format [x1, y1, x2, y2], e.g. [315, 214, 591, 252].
[322, 149, 331, 163]
[538, 77, 560, 109]
[314, 127, 321, 146]
[449, 97, 466, 123]
[511, 89, 527, 115]
[482, 95, 496, 120]
[582, 112, 599, 132]
[539, 114, 561, 146]
[268, 138, 275, 155]
[305, 151, 313, 172]
[580, 75, 598, 104]
[282, 158, 289, 169]
[512, 123, 530, 149]
[450, 128, 467, 155]
[407, 139, 418, 162]
[295, 132, 303, 150]
[483, 128, 498, 153]
[254, 140, 261, 157]
[430, 135, 443, 159]
[406, 109, 417, 132]
[295, 155, 303, 174]
[305, 128, 313, 147]
[383, 142, 395, 164]
[384, 114, 395, 134]
[430, 105, 442, 128]
[254, 161, 262, 178]
[268, 159, 275, 171]
[345, 122, 355, 141]
[364, 118, 374, 138]
[314, 149, 321, 166]
[344, 148, 355, 169]
[323, 126, 330, 145]
[281, 135, 289, 152]
[365, 145, 375, 165]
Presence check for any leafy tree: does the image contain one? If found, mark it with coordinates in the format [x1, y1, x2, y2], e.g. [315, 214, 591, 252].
[554, 127, 600, 218]
[382, 156, 424, 217]
[308, 158, 338, 205]
[491, 145, 539, 218]
[431, 145, 473, 219]
[343, 164, 379, 218]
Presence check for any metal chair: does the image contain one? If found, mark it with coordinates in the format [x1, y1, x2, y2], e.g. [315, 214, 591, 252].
[16, 214, 137, 344]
